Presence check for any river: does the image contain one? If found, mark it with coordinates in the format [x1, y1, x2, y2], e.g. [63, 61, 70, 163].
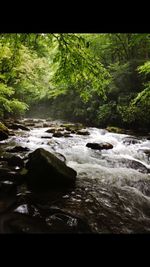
[0, 118, 150, 233]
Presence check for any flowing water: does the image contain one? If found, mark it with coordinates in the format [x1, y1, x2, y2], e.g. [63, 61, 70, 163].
[1, 119, 150, 233]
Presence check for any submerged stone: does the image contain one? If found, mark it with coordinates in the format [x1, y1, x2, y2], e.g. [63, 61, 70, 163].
[122, 136, 141, 145]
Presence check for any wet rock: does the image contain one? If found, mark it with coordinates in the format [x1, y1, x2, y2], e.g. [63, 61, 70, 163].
[25, 148, 77, 192]
[86, 142, 113, 150]
[0, 130, 8, 141]
[0, 168, 16, 181]
[76, 129, 90, 136]
[138, 149, 150, 158]
[0, 156, 7, 162]
[7, 156, 24, 168]
[122, 136, 141, 145]
[41, 136, 52, 139]
[46, 128, 56, 134]
[0, 122, 9, 140]
[60, 123, 77, 129]
[23, 119, 34, 123]
[46, 127, 64, 134]
[57, 127, 65, 132]
[43, 123, 50, 127]
[35, 119, 44, 123]
[61, 123, 84, 132]
[45, 212, 91, 233]
[8, 131, 15, 136]
[9, 124, 30, 131]
[53, 132, 64, 138]
[129, 180, 150, 197]
[64, 133, 72, 138]
[122, 159, 150, 174]
[6, 146, 30, 153]
[25, 123, 35, 127]
[0, 122, 9, 134]
[108, 158, 150, 174]
[14, 120, 22, 124]
[0, 212, 52, 233]
[0, 182, 17, 213]
[54, 153, 66, 163]
[106, 126, 125, 134]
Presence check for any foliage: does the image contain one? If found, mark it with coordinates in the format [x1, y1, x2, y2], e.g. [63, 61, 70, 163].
[0, 33, 150, 131]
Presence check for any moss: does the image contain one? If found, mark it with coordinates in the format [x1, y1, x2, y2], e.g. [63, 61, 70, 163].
[106, 126, 125, 134]
[0, 122, 9, 134]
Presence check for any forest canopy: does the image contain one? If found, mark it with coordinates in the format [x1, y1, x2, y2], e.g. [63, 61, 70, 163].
[0, 33, 150, 131]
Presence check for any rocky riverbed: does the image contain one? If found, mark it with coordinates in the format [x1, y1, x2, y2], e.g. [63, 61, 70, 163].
[0, 118, 150, 233]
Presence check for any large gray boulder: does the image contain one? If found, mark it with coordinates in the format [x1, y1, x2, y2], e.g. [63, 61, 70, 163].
[25, 148, 77, 191]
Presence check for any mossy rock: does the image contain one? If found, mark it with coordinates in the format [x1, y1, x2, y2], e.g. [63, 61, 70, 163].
[106, 126, 125, 134]
[60, 123, 84, 132]
[0, 122, 9, 134]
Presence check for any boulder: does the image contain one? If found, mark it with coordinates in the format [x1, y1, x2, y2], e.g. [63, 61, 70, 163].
[86, 142, 113, 150]
[60, 123, 84, 132]
[6, 146, 30, 153]
[0, 122, 9, 134]
[53, 152, 66, 163]
[46, 128, 56, 134]
[53, 132, 64, 138]
[25, 148, 77, 191]
[119, 158, 150, 174]
[9, 124, 30, 131]
[76, 130, 90, 136]
[106, 126, 125, 134]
